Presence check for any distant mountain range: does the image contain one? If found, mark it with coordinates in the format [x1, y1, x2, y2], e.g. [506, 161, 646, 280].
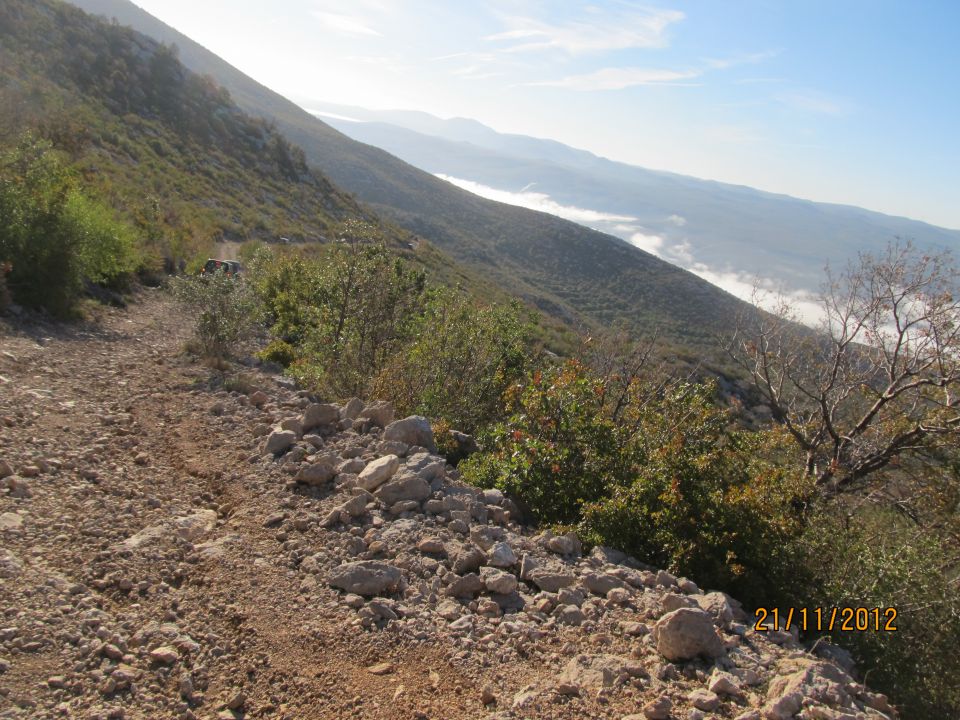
[306, 102, 960, 302]
[68, 0, 754, 349]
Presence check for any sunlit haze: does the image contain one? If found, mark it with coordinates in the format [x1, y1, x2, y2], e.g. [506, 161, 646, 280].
[128, 0, 959, 230]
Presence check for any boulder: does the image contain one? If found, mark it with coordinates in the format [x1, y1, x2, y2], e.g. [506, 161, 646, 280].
[383, 415, 437, 452]
[416, 536, 447, 555]
[341, 397, 365, 420]
[643, 696, 672, 719]
[695, 591, 736, 626]
[445, 572, 484, 598]
[360, 400, 394, 428]
[529, 570, 576, 593]
[280, 416, 303, 436]
[264, 430, 296, 455]
[295, 457, 337, 485]
[374, 475, 430, 505]
[689, 689, 720, 711]
[328, 561, 402, 596]
[546, 533, 581, 556]
[451, 546, 486, 575]
[487, 541, 518, 568]
[662, 592, 698, 613]
[582, 572, 628, 597]
[653, 608, 725, 661]
[480, 567, 518, 595]
[356, 455, 400, 491]
[302, 403, 339, 430]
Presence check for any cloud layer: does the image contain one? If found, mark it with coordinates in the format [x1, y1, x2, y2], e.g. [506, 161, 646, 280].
[436, 173, 824, 323]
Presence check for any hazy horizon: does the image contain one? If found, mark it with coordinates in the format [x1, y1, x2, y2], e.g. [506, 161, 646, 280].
[126, 0, 960, 230]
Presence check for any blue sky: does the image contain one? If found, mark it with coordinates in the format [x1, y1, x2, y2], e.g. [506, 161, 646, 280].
[130, 0, 960, 229]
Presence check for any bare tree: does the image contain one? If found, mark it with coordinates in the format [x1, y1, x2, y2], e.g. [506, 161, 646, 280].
[726, 241, 960, 494]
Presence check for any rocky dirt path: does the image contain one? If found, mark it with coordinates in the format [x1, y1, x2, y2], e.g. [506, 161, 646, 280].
[0, 293, 897, 720]
[0, 293, 483, 719]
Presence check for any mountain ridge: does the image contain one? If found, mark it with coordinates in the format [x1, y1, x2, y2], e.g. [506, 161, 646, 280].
[68, 0, 752, 348]
[306, 101, 960, 295]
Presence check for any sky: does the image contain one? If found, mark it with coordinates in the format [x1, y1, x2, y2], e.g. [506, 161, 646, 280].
[128, 0, 960, 229]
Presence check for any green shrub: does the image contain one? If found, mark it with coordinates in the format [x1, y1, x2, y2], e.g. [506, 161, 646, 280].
[580, 422, 811, 603]
[171, 272, 258, 359]
[371, 289, 532, 433]
[0, 134, 137, 315]
[258, 338, 297, 367]
[461, 360, 638, 524]
[796, 508, 960, 719]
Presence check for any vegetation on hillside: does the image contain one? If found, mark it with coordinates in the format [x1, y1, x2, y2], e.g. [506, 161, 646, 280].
[172, 234, 959, 719]
[0, 0, 384, 286]
[0, 135, 137, 315]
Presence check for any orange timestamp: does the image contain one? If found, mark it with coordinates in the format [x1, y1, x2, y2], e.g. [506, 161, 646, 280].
[753, 607, 898, 633]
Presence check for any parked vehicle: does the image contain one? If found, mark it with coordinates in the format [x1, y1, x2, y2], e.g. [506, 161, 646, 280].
[200, 259, 242, 278]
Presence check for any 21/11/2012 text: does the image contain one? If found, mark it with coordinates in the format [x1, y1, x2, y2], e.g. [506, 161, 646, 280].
[754, 607, 897, 633]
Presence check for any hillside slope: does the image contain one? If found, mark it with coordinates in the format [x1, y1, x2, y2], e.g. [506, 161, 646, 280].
[0, 0, 382, 249]
[68, 0, 750, 346]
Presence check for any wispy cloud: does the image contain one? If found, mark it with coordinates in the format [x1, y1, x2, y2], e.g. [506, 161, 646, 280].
[776, 90, 851, 116]
[524, 48, 776, 93]
[485, 5, 685, 55]
[525, 67, 700, 91]
[703, 50, 780, 70]
[312, 11, 381, 37]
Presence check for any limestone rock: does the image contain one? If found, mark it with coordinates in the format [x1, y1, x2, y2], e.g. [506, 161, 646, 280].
[383, 415, 436, 452]
[341, 397, 365, 420]
[653, 608, 725, 661]
[328, 561, 402, 596]
[487, 541, 518, 568]
[529, 570, 576, 593]
[264, 430, 296, 455]
[303, 403, 339, 430]
[360, 401, 395, 428]
[642, 695, 672, 719]
[357, 455, 400, 491]
[445, 572, 483, 598]
[295, 457, 337, 485]
[582, 572, 629, 597]
[374, 474, 430, 506]
[695, 591, 736, 626]
[480, 567, 518, 595]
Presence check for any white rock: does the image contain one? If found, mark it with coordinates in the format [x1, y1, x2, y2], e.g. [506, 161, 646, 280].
[356, 455, 400, 491]
[653, 608, 725, 661]
[487, 541, 517, 568]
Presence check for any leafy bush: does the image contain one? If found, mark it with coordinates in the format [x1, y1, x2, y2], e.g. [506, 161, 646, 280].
[0, 135, 138, 315]
[796, 508, 960, 719]
[258, 338, 297, 367]
[581, 421, 811, 603]
[462, 360, 812, 602]
[371, 289, 533, 433]
[461, 360, 639, 524]
[171, 272, 258, 359]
